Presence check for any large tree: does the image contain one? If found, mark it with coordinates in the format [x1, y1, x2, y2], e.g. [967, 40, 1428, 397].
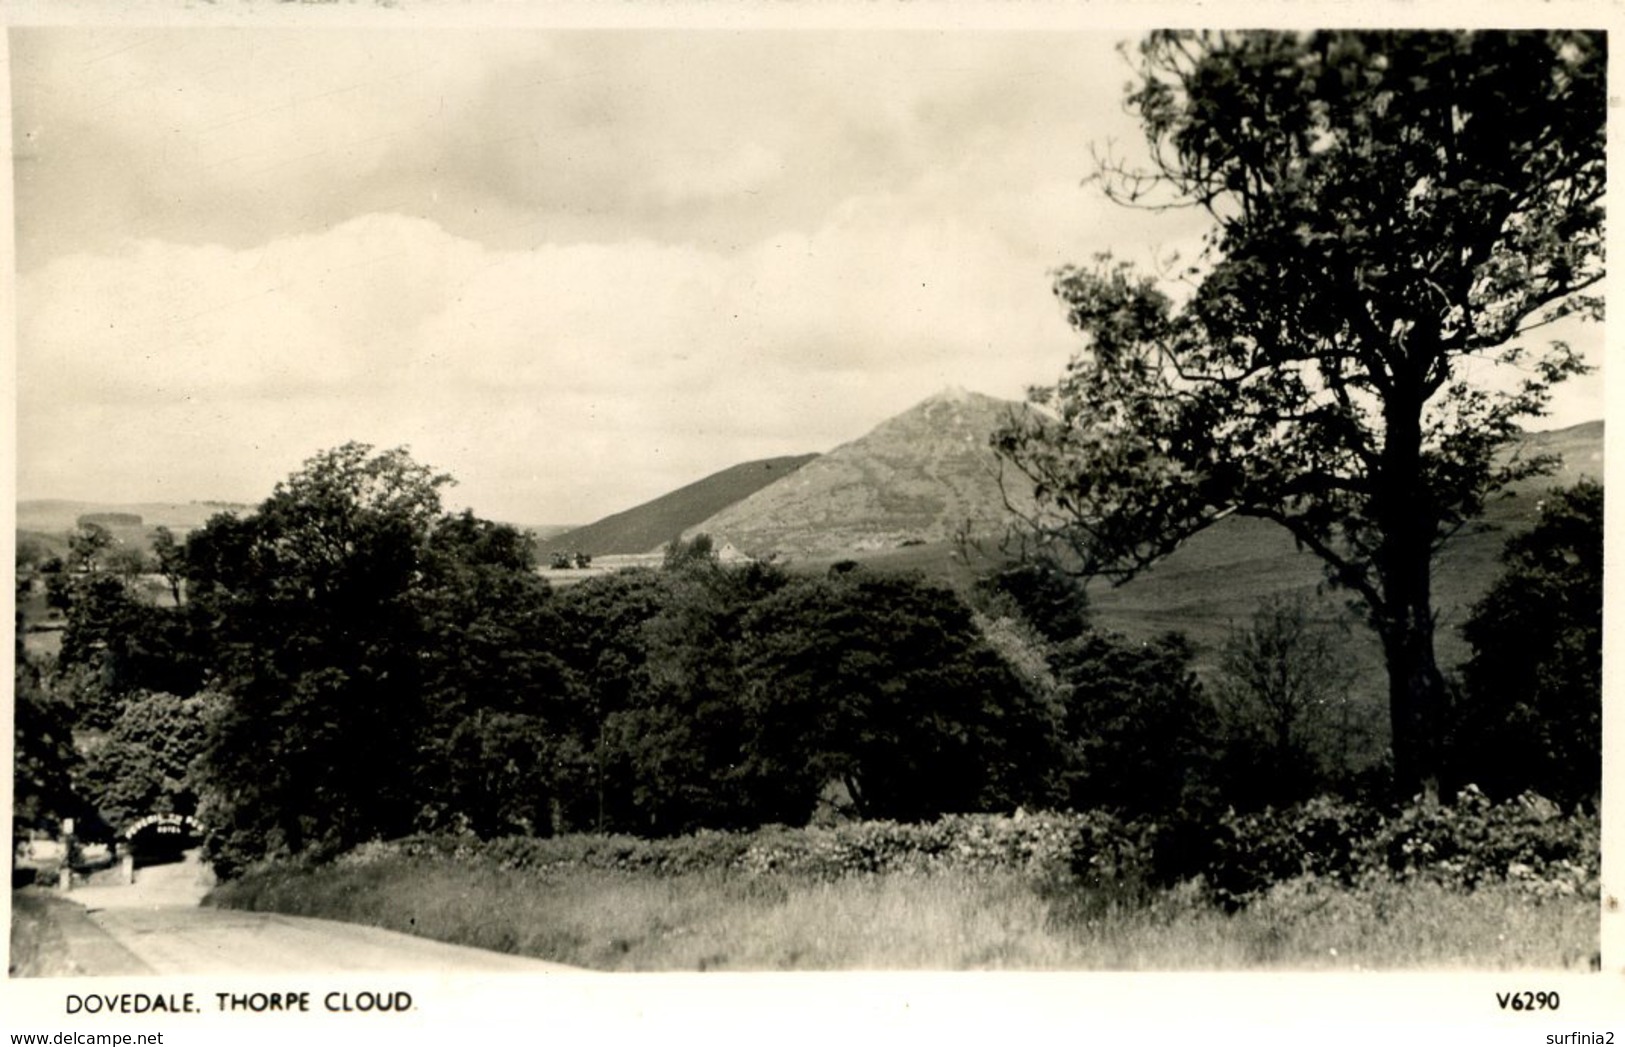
[187, 443, 579, 871]
[994, 31, 1604, 799]
[188, 443, 455, 869]
[55, 572, 203, 731]
[735, 571, 1064, 824]
[1451, 480, 1602, 807]
[599, 556, 791, 835]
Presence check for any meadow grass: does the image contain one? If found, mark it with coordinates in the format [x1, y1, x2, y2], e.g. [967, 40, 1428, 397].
[9, 889, 66, 977]
[204, 856, 1596, 972]
[1045, 877, 1596, 971]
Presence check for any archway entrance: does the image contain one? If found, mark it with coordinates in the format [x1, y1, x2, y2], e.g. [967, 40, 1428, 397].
[120, 813, 203, 872]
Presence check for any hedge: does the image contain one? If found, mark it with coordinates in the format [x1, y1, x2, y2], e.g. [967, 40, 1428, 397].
[325, 789, 1598, 908]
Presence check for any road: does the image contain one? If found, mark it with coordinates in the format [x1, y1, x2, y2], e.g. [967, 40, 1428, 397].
[55, 854, 577, 976]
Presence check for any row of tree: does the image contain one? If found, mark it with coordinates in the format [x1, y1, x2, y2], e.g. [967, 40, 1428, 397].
[14, 439, 1600, 879]
[16, 445, 1207, 873]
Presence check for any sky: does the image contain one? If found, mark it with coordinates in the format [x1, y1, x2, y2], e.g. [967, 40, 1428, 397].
[10, 23, 1606, 526]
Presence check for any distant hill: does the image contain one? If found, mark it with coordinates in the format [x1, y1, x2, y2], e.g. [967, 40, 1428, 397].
[17, 499, 251, 536]
[683, 387, 1035, 558]
[16, 500, 254, 561]
[1088, 419, 1604, 635]
[522, 524, 579, 542]
[536, 454, 820, 558]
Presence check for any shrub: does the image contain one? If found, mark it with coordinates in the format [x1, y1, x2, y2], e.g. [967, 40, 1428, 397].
[737, 812, 1101, 880]
[1376, 785, 1598, 895]
[1202, 797, 1385, 909]
[379, 811, 1131, 885]
[1195, 787, 1598, 907]
[1211, 594, 1380, 808]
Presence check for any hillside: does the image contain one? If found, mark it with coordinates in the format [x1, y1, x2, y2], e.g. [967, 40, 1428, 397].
[16, 499, 254, 562]
[17, 499, 251, 536]
[536, 454, 819, 558]
[1065, 421, 1602, 741]
[722, 409, 1597, 621]
[683, 387, 1035, 558]
[753, 414, 1601, 719]
[1090, 420, 1604, 636]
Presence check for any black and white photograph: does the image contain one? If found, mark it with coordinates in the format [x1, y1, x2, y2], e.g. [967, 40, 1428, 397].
[3, 3, 1615, 1041]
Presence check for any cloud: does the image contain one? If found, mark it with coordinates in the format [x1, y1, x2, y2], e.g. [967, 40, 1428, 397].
[12, 29, 1153, 264]
[20, 206, 1106, 520]
[16, 28, 1600, 525]
[22, 187, 1600, 524]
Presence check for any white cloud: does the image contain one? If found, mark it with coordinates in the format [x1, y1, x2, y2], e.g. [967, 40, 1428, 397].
[16, 29, 1602, 525]
[19, 204, 1102, 521]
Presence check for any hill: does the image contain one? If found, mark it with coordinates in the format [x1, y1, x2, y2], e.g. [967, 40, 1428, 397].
[715, 406, 1597, 635]
[732, 408, 1600, 723]
[16, 500, 255, 563]
[1088, 420, 1603, 642]
[536, 454, 819, 558]
[683, 387, 1035, 558]
[17, 499, 251, 536]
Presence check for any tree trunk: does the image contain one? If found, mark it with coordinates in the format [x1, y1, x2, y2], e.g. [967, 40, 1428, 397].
[1377, 390, 1445, 805]
[1379, 603, 1445, 805]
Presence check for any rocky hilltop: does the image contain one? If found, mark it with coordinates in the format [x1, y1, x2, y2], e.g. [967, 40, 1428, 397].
[683, 387, 1035, 559]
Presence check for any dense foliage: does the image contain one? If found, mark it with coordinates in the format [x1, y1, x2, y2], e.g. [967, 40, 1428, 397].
[545, 555, 1075, 836]
[20, 436, 1599, 889]
[23, 444, 1146, 873]
[55, 574, 202, 731]
[1450, 481, 1602, 807]
[184, 445, 583, 873]
[411, 511, 575, 838]
[81, 691, 213, 829]
[1201, 787, 1597, 909]
[13, 645, 81, 836]
[344, 810, 1118, 882]
[994, 30, 1605, 798]
[734, 572, 1066, 825]
[572, 558, 792, 835]
[1050, 629, 1215, 818]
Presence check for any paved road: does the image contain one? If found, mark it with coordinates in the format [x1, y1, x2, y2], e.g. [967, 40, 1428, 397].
[58, 856, 577, 976]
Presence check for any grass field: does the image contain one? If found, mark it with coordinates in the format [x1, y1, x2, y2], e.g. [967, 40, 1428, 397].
[205, 857, 1596, 972]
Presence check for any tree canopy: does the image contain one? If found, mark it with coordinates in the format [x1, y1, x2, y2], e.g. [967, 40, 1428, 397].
[187, 443, 573, 872]
[736, 571, 1065, 824]
[83, 690, 213, 830]
[994, 30, 1604, 797]
[13, 644, 81, 836]
[1451, 481, 1602, 807]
